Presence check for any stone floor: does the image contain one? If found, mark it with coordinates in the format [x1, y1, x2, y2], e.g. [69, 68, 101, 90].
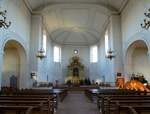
[56, 92, 99, 114]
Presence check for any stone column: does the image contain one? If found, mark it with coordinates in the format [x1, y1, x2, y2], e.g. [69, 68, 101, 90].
[109, 15, 123, 83]
[30, 14, 43, 83]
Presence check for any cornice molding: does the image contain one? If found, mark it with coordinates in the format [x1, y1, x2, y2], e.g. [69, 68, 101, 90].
[23, 0, 33, 13]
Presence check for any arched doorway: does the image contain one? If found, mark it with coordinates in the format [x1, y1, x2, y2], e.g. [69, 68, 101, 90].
[2, 40, 27, 88]
[125, 40, 150, 82]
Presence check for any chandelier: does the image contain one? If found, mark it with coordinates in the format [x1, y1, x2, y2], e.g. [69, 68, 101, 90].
[0, 10, 11, 29]
[36, 47, 46, 60]
[105, 49, 115, 60]
[36, 29, 46, 60]
[141, 8, 150, 30]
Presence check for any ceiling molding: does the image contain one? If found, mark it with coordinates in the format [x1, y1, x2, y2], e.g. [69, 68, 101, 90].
[52, 30, 67, 41]
[98, 15, 111, 40]
[80, 32, 90, 44]
[84, 31, 99, 41]
[23, 0, 33, 13]
[87, 8, 96, 28]
[62, 31, 72, 44]
[119, 0, 129, 13]
[55, 9, 64, 29]
[32, 2, 118, 13]
[58, 42, 90, 46]
[26, 0, 123, 46]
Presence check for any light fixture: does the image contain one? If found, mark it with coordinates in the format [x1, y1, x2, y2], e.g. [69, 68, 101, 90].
[36, 0, 46, 60]
[36, 47, 46, 60]
[30, 71, 37, 80]
[74, 49, 78, 54]
[141, 8, 150, 30]
[0, 10, 11, 29]
[105, 49, 115, 60]
[36, 27, 46, 59]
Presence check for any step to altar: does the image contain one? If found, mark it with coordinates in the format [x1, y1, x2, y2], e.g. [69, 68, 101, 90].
[67, 85, 99, 91]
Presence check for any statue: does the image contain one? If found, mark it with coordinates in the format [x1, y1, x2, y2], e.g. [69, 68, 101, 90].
[73, 67, 79, 76]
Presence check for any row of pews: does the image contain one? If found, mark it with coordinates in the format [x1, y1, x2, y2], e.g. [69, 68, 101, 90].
[0, 87, 68, 114]
[85, 88, 150, 114]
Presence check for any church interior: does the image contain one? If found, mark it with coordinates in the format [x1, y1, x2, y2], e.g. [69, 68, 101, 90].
[1, 0, 150, 114]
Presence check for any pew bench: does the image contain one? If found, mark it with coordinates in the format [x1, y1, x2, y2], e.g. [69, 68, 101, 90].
[0, 95, 56, 114]
[116, 104, 150, 114]
[0, 105, 41, 114]
[97, 95, 150, 114]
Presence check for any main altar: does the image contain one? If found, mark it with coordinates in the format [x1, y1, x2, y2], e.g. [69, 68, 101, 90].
[66, 56, 85, 85]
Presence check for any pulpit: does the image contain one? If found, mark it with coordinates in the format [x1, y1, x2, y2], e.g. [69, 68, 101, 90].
[66, 56, 85, 85]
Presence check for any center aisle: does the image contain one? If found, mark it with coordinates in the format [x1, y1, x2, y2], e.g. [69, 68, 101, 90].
[56, 92, 99, 114]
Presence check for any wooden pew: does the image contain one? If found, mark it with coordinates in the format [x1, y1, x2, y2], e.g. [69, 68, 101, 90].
[17, 89, 58, 111]
[117, 104, 150, 114]
[0, 105, 41, 114]
[86, 88, 150, 114]
[85, 88, 137, 102]
[97, 94, 150, 114]
[0, 94, 56, 114]
[85, 88, 101, 102]
[0, 88, 68, 114]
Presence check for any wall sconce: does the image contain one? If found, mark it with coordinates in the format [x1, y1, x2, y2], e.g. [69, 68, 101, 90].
[141, 8, 150, 30]
[30, 71, 37, 81]
[105, 49, 115, 60]
[0, 10, 11, 29]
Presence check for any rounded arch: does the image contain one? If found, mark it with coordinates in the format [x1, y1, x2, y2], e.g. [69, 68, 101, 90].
[0, 32, 28, 89]
[124, 33, 150, 56]
[0, 32, 28, 53]
[124, 39, 150, 82]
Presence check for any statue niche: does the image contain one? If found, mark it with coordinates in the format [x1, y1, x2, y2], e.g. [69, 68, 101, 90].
[73, 67, 79, 77]
[66, 56, 84, 85]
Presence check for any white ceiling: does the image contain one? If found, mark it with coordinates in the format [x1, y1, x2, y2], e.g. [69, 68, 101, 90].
[25, 0, 128, 45]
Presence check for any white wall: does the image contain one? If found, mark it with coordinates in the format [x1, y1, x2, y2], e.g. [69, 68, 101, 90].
[0, 0, 31, 88]
[2, 48, 19, 87]
[0, 0, 31, 44]
[121, 0, 150, 56]
[121, 0, 149, 45]
[98, 15, 122, 84]
[37, 33, 54, 82]
[121, 0, 150, 82]
[45, 35, 53, 83]
[132, 48, 150, 81]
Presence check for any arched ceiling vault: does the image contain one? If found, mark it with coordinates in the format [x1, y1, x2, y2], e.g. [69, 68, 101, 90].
[25, 0, 128, 46]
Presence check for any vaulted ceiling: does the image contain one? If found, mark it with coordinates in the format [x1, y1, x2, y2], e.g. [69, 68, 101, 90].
[25, 0, 128, 45]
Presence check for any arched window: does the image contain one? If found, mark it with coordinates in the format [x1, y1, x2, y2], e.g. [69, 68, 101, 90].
[53, 45, 61, 62]
[90, 45, 98, 63]
[105, 30, 109, 55]
[43, 30, 47, 54]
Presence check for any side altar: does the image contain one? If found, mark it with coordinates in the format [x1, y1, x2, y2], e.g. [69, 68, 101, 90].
[66, 56, 85, 85]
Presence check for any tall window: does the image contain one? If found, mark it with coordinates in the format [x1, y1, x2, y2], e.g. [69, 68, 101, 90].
[54, 46, 61, 62]
[105, 30, 109, 55]
[43, 31, 47, 54]
[90, 45, 98, 63]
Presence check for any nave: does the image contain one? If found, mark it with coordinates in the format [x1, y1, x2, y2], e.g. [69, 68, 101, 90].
[56, 92, 99, 114]
[1, 0, 150, 114]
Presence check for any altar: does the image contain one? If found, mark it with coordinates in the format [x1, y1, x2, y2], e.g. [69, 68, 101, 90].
[66, 56, 85, 85]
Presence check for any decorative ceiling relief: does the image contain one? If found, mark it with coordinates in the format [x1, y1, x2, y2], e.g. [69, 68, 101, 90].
[25, 0, 128, 45]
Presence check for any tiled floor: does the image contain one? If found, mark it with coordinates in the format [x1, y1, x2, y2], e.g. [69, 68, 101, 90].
[56, 92, 99, 114]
